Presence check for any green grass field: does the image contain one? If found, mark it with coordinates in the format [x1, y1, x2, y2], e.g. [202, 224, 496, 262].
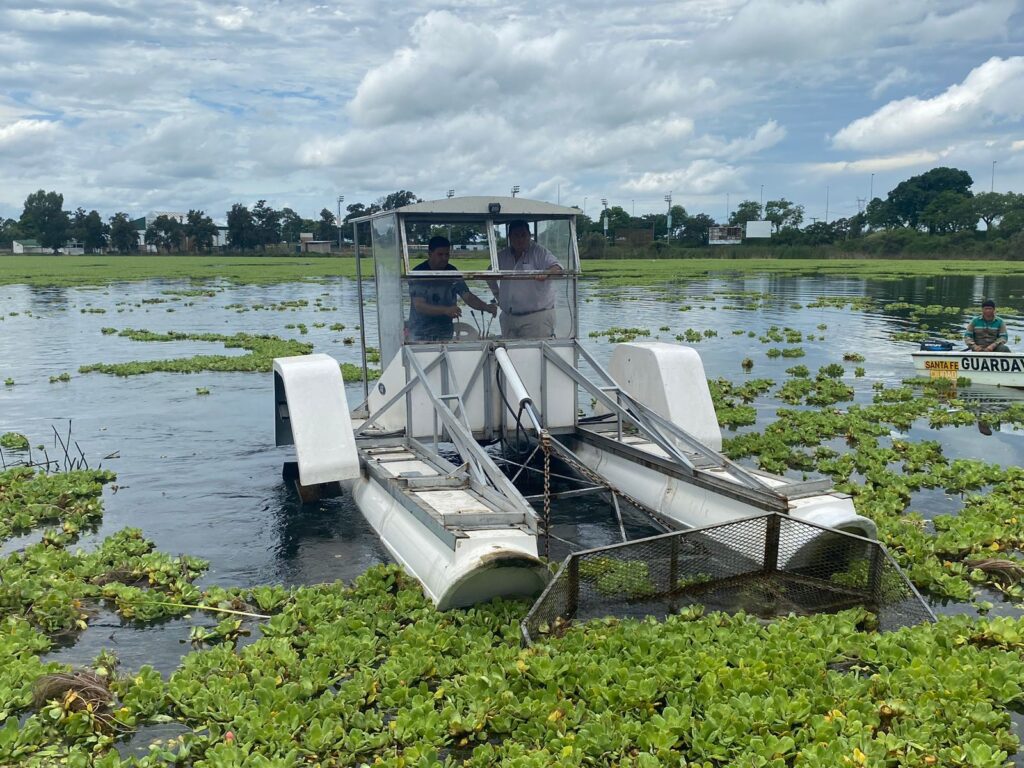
[5, 253, 1024, 286]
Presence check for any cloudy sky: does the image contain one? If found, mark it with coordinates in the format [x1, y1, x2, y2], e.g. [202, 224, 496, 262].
[2, 0, 1023, 224]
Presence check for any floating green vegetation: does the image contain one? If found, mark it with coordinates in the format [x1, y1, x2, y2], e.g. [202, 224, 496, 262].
[77, 329, 313, 378]
[843, 352, 866, 362]
[4, 378, 13, 387]
[786, 364, 810, 378]
[675, 329, 703, 343]
[195, 387, 210, 396]
[1, 432, 30, 451]
[161, 288, 219, 298]
[588, 327, 652, 343]
[806, 295, 877, 311]
[49, 372, 71, 383]
[3, 436, 1024, 765]
[0, 465, 114, 541]
[708, 378, 773, 428]
[341, 362, 379, 381]
[892, 330, 930, 342]
[776, 375, 854, 407]
[80, 307, 106, 314]
[578, 557, 655, 597]
[722, 377, 1024, 601]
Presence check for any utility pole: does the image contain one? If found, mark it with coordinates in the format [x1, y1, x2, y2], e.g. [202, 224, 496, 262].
[601, 198, 609, 242]
[446, 189, 454, 243]
[992, 161, 997, 193]
[825, 186, 829, 224]
[336, 195, 345, 252]
[760, 185, 764, 219]
[869, 173, 874, 202]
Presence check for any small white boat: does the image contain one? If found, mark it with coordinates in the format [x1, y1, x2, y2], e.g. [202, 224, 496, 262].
[911, 342, 1024, 388]
[272, 196, 876, 608]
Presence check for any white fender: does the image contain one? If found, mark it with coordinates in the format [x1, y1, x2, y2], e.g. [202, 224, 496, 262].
[608, 342, 722, 451]
[273, 354, 359, 485]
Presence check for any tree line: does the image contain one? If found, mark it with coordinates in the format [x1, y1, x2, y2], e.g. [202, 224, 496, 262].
[0, 190, 423, 254]
[722, 167, 1024, 249]
[3, 169, 1021, 255]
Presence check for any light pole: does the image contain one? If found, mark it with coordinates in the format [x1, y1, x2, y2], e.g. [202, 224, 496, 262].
[869, 173, 874, 202]
[511, 185, 520, 198]
[760, 185, 764, 219]
[583, 197, 587, 215]
[446, 189, 455, 242]
[632, 199, 635, 218]
[664, 192, 673, 241]
[601, 198, 609, 242]
[992, 161, 997, 193]
[825, 186, 829, 224]
[336, 195, 344, 251]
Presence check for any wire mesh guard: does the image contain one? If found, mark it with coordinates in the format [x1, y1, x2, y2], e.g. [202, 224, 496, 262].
[521, 513, 934, 645]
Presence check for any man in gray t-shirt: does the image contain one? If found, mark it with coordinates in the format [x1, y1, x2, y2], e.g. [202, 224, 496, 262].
[493, 220, 564, 338]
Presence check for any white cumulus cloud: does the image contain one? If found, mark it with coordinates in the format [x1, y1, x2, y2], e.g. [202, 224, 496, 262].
[832, 56, 1024, 153]
[0, 118, 58, 146]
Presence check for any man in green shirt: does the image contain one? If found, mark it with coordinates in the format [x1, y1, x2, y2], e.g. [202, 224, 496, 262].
[964, 299, 1010, 352]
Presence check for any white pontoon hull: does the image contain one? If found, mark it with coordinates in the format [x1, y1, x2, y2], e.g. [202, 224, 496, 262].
[569, 437, 873, 538]
[346, 475, 549, 609]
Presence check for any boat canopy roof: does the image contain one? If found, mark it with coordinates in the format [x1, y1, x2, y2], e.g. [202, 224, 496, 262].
[350, 196, 581, 225]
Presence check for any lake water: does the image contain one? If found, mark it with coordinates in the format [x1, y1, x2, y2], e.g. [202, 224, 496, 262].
[2, 271, 1024, 674]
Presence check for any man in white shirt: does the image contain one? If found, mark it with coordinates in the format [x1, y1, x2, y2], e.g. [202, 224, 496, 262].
[493, 220, 564, 338]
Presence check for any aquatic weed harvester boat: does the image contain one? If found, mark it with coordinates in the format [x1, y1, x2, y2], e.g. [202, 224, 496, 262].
[272, 197, 878, 609]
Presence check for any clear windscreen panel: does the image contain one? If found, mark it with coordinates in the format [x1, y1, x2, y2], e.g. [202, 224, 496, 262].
[371, 214, 403, 367]
[534, 219, 575, 269]
[402, 272, 576, 343]
[398, 215, 578, 345]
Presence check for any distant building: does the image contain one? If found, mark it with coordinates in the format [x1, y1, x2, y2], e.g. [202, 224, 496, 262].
[708, 226, 744, 245]
[12, 238, 85, 254]
[12, 239, 46, 254]
[130, 213, 227, 252]
[299, 232, 332, 254]
[59, 240, 85, 255]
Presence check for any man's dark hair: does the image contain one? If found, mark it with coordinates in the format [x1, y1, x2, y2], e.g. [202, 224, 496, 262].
[508, 220, 531, 234]
[428, 235, 451, 252]
[982, 299, 996, 308]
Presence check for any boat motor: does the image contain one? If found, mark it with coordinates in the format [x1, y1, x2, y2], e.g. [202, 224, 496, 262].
[919, 339, 955, 351]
